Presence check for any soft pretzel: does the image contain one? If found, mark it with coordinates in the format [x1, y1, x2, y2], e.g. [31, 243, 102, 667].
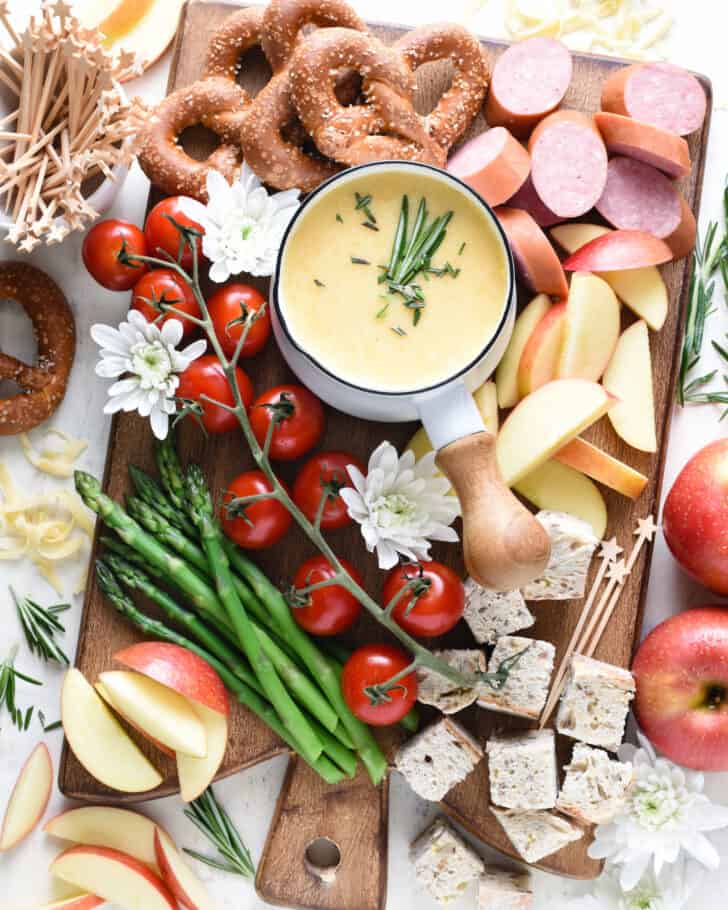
[393, 24, 488, 153]
[289, 28, 443, 167]
[138, 78, 250, 202]
[204, 5, 265, 86]
[262, 0, 366, 73]
[0, 263, 75, 436]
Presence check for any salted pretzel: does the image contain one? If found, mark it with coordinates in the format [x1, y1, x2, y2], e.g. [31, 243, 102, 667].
[262, 0, 366, 73]
[138, 78, 250, 201]
[393, 24, 489, 153]
[0, 263, 75, 436]
[289, 28, 444, 167]
[204, 6, 265, 85]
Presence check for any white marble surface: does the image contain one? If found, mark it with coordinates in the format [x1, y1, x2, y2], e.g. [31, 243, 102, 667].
[2, 1, 728, 908]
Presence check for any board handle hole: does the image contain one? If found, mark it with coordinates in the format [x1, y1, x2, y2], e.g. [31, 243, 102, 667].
[304, 836, 341, 885]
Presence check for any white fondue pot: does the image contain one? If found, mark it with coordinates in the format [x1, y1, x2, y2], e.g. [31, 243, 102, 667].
[271, 161, 550, 590]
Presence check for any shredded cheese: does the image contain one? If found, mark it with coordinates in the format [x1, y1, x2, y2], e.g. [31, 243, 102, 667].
[0, 461, 93, 595]
[19, 428, 88, 478]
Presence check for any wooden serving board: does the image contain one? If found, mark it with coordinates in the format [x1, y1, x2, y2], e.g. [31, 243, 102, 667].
[60, 2, 713, 907]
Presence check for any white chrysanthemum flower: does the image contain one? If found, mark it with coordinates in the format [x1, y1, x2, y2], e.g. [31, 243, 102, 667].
[91, 310, 206, 440]
[563, 862, 699, 910]
[339, 441, 460, 570]
[588, 733, 728, 891]
[179, 167, 300, 282]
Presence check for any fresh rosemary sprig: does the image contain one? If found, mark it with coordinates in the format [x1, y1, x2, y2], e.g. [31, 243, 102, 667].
[11, 587, 70, 665]
[354, 191, 376, 224]
[183, 787, 255, 878]
[0, 645, 42, 732]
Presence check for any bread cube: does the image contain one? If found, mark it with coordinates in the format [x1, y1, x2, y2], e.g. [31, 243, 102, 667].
[463, 579, 535, 645]
[491, 808, 584, 864]
[486, 730, 558, 810]
[417, 649, 485, 714]
[521, 511, 598, 601]
[411, 817, 484, 905]
[478, 867, 533, 910]
[556, 743, 634, 825]
[395, 717, 483, 801]
[556, 654, 635, 752]
[477, 636, 555, 719]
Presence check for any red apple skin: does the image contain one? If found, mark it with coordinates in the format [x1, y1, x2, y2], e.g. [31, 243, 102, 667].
[114, 642, 229, 716]
[633, 606, 728, 770]
[663, 439, 728, 595]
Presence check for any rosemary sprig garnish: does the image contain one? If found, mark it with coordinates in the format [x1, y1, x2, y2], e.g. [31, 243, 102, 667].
[350, 256, 370, 265]
[183, 787, 255, 878]
[458, 241, 466, 255]
[0, 645, 42, 732]
[335, 213, 343, 223]
[376, 302, 389, 319]
[11, 587, 70, 665]
[392, 326, 407, 337]
[354, 191, 376, 224]
[38, 710, 62, 732]
[361, 221, 379, 231]
[313, 278, 325, 287]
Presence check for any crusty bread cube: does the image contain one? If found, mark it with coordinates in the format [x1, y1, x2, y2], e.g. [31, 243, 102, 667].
[478, 867, 533, 910]
[491, 808, 584, 864]
[417, 649, 485, 714]
[395, 717, 483, 801]
[411, 817, 484, 905]
[521, 511, 598, 601]
[486, 730, 558, 810]
[463, 579, 535, 644]
[477, 636, 555, 719]
[556, 654, 635, 752]
[556, 743, 634, 825]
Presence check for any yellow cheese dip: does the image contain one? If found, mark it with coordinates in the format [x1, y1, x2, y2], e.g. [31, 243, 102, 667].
[279, 169, 509, 393]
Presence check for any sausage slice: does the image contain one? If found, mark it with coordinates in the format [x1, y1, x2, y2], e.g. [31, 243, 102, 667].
[447, 127, 530, 207]
[594, 111, 691, 179]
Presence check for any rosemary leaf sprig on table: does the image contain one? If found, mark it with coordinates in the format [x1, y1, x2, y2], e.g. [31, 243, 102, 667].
[183, 787, 255, 878]
[0, 645, 42, 732]
[11, 587, 70, 665]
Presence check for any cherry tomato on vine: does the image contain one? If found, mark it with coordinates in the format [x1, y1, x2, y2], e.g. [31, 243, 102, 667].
[292, 451, 365, 530]
[382, 560, 465, 638]
[144, 197, 205, 270]
[208, 283, 271, 359]
[176, 354, 253, 435]
[130, 268, 200, 338]
[250, 385, 325, 461]
[221, 471, 292, 549]
[290, 555, 363, 636]
[83, 220, 148, 291]
[341, 644, 417, 726]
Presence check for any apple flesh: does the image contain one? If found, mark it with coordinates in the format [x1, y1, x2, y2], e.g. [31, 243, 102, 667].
[0, 742, 52, 852]
[95, 680, 175, 758]
[514, 458, 608, 539]
[557, 272, 621, 381]
[50, 845, 177, 910]
[61, 668, 162, 794]
[517, 301, 566, 397]
[602, 320, 656, 452]
[496, 293, 551, 408]
[562, 229, 673, 271]
[497, 378, 615, 486]
[633, 607, 728, 771]
[555, 437, 648, 499]
[34, 896, 104, 910]
[177, 701, 229, 802]
[155, 829, 217, 910]
[663, 439, 728, 594]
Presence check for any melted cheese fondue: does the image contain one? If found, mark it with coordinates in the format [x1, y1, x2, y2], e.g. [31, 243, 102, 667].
[279, 168, 509, 393]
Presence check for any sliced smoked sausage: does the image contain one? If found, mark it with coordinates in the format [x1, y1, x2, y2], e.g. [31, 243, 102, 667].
[447, 127, 530, 207]
[495, 206, 568, 299]
[596, 157, 683, 239]
[506, 175, 561, 227]
[594, 111, 691, 179]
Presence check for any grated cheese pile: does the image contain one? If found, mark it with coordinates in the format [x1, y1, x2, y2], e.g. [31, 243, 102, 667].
[19, 428, 88, 478]
[0, 462, 93, 595]
[503, 0, 673, 59]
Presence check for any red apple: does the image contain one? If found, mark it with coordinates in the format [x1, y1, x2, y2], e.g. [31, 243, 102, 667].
[633, 606, 728, 770]
[663, 439, 728, 594]
[562, 229, 672, 271]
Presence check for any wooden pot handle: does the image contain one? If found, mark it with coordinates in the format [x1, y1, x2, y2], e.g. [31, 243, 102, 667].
[436, 431, 551, 590]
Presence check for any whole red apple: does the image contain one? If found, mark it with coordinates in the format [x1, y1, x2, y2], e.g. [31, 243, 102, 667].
[632, 606, 728, 770]
[663, 439, 728, 595]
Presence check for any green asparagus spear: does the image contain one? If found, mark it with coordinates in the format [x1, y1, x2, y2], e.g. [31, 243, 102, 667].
[128, 464, 197, 538]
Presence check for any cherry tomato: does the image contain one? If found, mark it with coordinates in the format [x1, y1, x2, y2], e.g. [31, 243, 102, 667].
[290, 556, 363, 636]
[341, 644, 417, 726]
[176, 355, 253, 434]
[130, 268, 200, 338]
[221, 471, 292, 549]
[382, 561, 465, 638]
[250, 385, 325, 462]
[144, 197, 205, 270]
[83, 220, 148, 291]
[208, 284, 271, 358]
[293, 451, 364, 530]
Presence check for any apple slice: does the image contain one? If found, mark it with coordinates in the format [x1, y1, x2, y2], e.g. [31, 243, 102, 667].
[550, 223, 668, 330]
[45, 805, 166, 870]
[34, 896, 104, 910]
[497, 379, 615, 486]
[114, 641, 229, 717]
[50, 845, 176, 910]
[562, 229, 672, 271]
[557, 272, 621, 381]
[61, 669, 162, 794]
[177, 702, 228, 802]
[515, 459, 608, 538]
[155, 829, 217, 910]
[555, 437, 648, 499]
[602, 320, 657, 452]
[95, 680, 175, 758]
[98, 671, 207, 758]
[495, 293, 551, 408]
[517, 301, 567, 397]
[0, 742, 52, 852]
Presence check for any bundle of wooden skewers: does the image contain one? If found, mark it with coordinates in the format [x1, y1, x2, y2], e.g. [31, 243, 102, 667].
[0, 0, 147, 251]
